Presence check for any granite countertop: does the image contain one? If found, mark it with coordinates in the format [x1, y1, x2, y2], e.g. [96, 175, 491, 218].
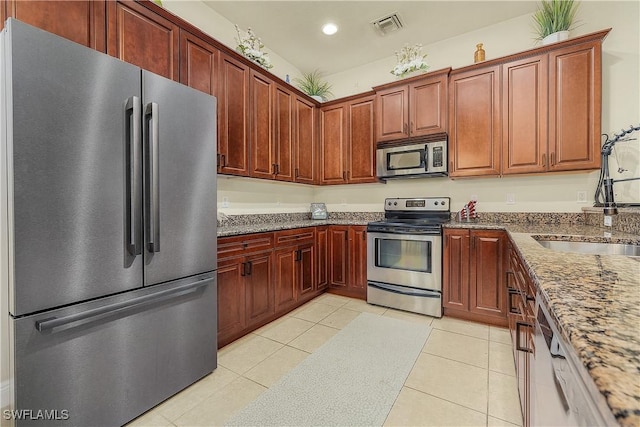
[447, 221, 640, 427]
[217, 219, 371, 237]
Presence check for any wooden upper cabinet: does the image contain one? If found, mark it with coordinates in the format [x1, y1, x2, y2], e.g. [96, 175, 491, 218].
[107, 1, 179, 80]
[347, 95, 376, 183]
[320, 103, 347, 184]
[548, 41, 601, 171]
[375, 69, 449, 143]
[274, 85, 295, 182]
[218, 53, 250, 176]
[502, 55, 548, 175]
[449, 65, 501, 177]
[410, 74, 448, 137]
[294, 96, 316, 184]
[5, 0, 106, 51]
[179, 30, 218, 96]
[249, 70, 275, 179]
[376, 87, 408, 141]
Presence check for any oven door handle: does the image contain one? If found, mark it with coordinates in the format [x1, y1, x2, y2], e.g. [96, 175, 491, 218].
[368, 282, 441, 298]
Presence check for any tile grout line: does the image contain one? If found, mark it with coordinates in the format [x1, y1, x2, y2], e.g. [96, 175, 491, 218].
[403, 384, 490, 417]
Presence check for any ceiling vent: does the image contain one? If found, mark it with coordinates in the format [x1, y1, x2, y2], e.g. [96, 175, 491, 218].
[371, 12, 404, 36]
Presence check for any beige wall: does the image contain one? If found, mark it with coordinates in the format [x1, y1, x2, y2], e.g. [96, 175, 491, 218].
[162, 0, 304, 83]
[212, 1, 639, 215]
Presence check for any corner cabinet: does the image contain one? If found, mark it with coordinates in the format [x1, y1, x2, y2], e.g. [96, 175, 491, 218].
[320, 94, 376, 184]
[273, 228, 316, 312]
[293, 96, 317, 184]
[374, 68, 450, 142]
[328, 225, 367, 299]
[443, 228, 508, 326]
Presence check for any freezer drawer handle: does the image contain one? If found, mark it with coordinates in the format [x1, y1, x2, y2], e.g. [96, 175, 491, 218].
[125, 96, 142, 256]
[144, 102, 160, 253]
[34, 277, 213, 332]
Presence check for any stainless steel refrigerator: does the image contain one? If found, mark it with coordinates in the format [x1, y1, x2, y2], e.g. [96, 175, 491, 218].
[0, 19, 218, 426]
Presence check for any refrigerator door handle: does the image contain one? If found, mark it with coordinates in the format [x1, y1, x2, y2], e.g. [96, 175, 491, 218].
[144, 102, 160, 253]
[125, 96, 142, 256]
[35, 276, 213, 332]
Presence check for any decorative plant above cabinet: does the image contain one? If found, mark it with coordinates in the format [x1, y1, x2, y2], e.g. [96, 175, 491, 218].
[533, 0, 580, 45]
[235, 24, 273, 69]
[293, 70, 333, 102]
[391, 43, 429, 78]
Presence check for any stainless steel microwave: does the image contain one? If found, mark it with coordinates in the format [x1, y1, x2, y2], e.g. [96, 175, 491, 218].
[376, 138, 448, 179]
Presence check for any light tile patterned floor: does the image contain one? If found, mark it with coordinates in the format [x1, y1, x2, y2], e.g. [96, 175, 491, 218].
[128, 294, 522, 427]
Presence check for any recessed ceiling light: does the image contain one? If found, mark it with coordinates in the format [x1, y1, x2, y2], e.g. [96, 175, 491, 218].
[322, 23, 338, 35]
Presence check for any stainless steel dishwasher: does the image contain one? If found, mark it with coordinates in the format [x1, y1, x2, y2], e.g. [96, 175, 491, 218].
[532, 295, 618, 426]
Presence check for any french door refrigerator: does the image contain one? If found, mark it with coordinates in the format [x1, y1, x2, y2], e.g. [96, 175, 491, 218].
[0, 19, 218, 426]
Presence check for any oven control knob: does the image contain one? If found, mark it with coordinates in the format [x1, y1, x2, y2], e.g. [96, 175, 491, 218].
[434, 201, 439, 205]
[393, 202, 398, 206]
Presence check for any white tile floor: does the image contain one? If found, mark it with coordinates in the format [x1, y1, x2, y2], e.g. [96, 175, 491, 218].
[128, 294, 522, 427]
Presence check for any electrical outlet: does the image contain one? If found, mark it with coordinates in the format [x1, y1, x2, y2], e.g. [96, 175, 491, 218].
[604, 215, 612, 227]
[577, 191, 587, 203]
[222, 197, 229, 208]
[340, 199, 347, 205]
[506, 193, 516, 205]
[470, 194, 478, 202]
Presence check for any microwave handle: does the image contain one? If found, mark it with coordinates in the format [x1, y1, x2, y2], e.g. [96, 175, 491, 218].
[423, 146, 429, 169]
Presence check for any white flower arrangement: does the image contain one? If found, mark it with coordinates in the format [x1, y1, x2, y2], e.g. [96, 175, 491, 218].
[391, 43, 429, 78]
[235, 25, 273, 70]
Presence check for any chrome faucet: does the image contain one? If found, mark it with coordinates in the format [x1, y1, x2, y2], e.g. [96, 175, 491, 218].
[597, 124, 640, 215]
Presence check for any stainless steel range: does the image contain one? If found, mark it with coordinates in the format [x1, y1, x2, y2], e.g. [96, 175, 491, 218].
[367, 197, 450, 317]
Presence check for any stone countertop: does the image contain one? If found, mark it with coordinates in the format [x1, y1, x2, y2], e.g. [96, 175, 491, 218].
[446, 222, 640, 427]
[217, 219, 371, 237]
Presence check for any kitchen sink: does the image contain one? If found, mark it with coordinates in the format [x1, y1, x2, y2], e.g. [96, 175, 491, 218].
[535, 239, 640, 256]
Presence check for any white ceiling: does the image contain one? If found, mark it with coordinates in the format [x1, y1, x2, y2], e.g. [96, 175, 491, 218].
[203, 1, 539, 75]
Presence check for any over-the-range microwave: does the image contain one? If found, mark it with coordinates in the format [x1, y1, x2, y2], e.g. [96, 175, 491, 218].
[376, 135, 448, 180]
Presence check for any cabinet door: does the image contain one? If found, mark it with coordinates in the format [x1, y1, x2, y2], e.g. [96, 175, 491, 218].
[218, 53, 250, 176]
[5, 0, 106, 51]
[316, 226, 329, 290]
[328, 226, 349, 287]
[245, 251, 274, 325]
[442, 229, 470, 309]
[179, 30, 217, 96]
[502, 55, 548, 175]
[107, 1, 179, 80]
[274, 247, 297, 312]
[294, 96, 316, 184]
[348, 226, 367, 298]
[249, 70, 275, 179]
[469, 230, 507, 319]
[274, 86, 295, 182]
[320, 104, 347, 184]
[548, 42, 601, 171]
[298, 243, 315, 298]
[449, 65, 501, 177]
[410, 75, 447, 136]
[347, 95, 376, 183]
[217, 257, 246, 345]
[376, 86, 408, 142]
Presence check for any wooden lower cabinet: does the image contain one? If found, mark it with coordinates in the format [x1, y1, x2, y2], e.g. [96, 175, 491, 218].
[328, 225, 367, 299]
[506, 241, 536, 427]
[443, 228, 507, 326]
[244, 251, 275, 325]
[274, 242, 315, 311]
[316, 226, 329, 290]
[217, 256, 246, 345]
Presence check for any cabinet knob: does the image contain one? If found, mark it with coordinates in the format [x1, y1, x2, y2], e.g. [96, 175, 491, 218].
[542, 153, 547, 167]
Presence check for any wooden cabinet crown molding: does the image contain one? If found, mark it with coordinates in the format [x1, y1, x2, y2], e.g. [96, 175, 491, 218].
[449, 28, 610, 76]
[371, 67, 452, 92]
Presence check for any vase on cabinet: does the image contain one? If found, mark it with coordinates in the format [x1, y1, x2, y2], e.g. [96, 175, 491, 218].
[310, 95, 323, 102]
[542, 30, 570, 45]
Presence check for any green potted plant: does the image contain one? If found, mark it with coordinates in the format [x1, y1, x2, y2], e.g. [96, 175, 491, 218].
[293, 70, 333, 102]
[533, 0, 580, 45]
